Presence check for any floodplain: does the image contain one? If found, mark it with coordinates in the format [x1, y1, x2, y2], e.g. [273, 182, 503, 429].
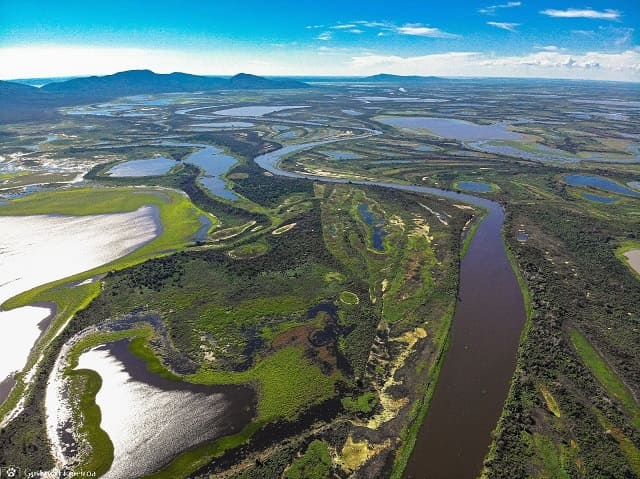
[0, 77, 638, 479]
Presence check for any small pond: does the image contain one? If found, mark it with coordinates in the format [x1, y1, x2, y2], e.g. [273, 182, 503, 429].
[416, 145, 436, 152]
[457, 181, 492, 193]
[582, 193, 619, 203]
[322, 150, 361, 160]
[357, 204, 387, 251]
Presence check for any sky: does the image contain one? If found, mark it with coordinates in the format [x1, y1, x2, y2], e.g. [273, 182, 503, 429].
[1, 0, 639, 82]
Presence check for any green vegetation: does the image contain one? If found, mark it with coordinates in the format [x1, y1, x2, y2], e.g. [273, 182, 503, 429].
[595, 410, 640, 477]
[284, 440, 332, 479]
[342, 391, 378, 415]
[339, 291, 359, 305]
[531, 433, 572, 479]
[189, 347, 340, 422]
[7, 81, 638, 479]
[569, 328, 640, 428]
[228, 241, 269, 258]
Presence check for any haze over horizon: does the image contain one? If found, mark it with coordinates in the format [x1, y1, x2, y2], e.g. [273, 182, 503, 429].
[1, 0, 639, 82]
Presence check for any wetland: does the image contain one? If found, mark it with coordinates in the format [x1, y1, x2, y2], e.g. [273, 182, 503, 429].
[1, 75, 639, 479]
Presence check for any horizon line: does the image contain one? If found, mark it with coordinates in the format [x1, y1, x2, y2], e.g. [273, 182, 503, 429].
[4, 70, 639, 84]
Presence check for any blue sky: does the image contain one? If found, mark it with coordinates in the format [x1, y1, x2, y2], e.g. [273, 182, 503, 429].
[1, 0, 638, 81]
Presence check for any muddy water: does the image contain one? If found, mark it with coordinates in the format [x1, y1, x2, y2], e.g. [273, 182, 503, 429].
[254, 133, 526, 479]
[404, 202, 526, 479]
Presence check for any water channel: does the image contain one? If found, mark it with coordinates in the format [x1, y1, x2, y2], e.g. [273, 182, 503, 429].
[255, 132, 526, 479]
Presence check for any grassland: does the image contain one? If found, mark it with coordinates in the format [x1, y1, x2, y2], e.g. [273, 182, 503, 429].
[1, 186, 212, 310]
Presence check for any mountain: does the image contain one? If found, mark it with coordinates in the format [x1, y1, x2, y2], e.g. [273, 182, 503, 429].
[41, 70, 309, 97]
[228, 73, 309, 90]
[1, 70, 310, 122]
[0, 81, 65, 122]
[41, 70, 227, 97]
[361, 73, 443, 83]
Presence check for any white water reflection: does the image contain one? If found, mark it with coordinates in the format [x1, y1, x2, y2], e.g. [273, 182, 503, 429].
[213, 105, 308, 117]
[76, 346, 229, 478]
[0, 206, 160, 387]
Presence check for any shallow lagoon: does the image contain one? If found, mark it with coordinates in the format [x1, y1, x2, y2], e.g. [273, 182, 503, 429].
[185, 146, 238, 201]
[0, 207, 160, 393]
[322, 150, 361, 160]
[213, 105, 308, 117]
[565, 175, 640, 197]
[378, 117, 522, 141]
[358, 204, 387, 251]
[68, 341, 252, 478]
[582, 193, 619, 203]
[107, 157, 177, 177]
[190, 121, 254, 129]
[457, 181, 492, 193]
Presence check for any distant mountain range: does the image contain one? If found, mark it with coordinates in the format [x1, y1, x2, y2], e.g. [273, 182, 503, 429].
[0, 70, 451, 123]
[0, 70, 309, 122]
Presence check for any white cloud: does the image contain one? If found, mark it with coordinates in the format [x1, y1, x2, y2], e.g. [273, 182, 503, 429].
[396, 24, 459, 38]
[613, 28, 634, 47]
[316, 32, 332, 41]
[2, 44, 638, 82]
[347, 50, 640, 81]
[331, 24, 357, 30]
[353, 20, 393, 29]
[487, 22, 520, 32]
[479, 2, 522, 15]
[541, 8, 621, 20]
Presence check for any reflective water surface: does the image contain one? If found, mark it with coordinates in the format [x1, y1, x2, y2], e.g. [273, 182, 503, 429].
[0, 206, 160, 395]
[73, 341, 253, 478]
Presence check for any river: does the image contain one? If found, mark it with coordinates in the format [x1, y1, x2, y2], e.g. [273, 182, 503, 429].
[255, 133, 526, 479]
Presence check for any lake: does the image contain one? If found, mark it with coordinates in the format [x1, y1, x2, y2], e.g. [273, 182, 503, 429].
[190, 121, 254, 129]
[0, 206, 160, 402]
[378, 117, 523, 141]
[624, 250, 640, 276]
[184, 146, 239, 201]
[565, 175, 640, 197]
[213, 105, 309, 117]
[49, 339, 254, 478]
[107, 157, 177, 177]
[457, 181, 492, 193]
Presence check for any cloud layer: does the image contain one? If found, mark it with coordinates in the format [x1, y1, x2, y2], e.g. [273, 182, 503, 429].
[540, 8, 621, 20]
